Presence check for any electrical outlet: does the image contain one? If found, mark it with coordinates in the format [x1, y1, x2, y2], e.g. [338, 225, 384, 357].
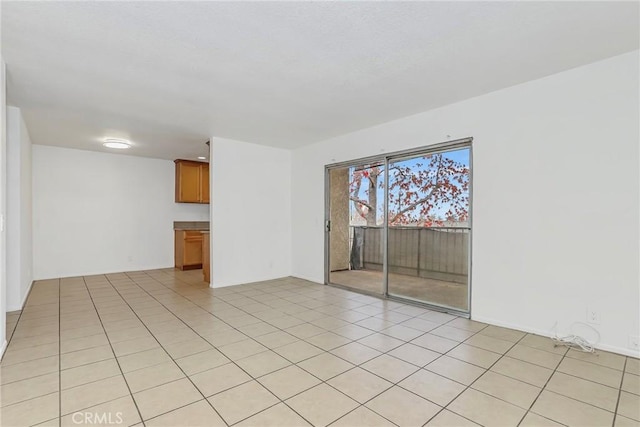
[586, 308, 601, 325]
[630, 335, 639, 351]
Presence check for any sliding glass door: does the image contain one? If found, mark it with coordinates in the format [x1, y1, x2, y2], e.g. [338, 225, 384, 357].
[325, 140, 472, 313]
[386, 147, 471, 311]
[327, 162, 385, 295]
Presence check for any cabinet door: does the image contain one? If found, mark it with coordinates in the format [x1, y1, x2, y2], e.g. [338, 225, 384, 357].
[174, 230, 184, 268]
[176, 162, 201, 203]
[184, 235, 203, 266]
[202, 233, 210, 283]
[200, 164, 210, 204]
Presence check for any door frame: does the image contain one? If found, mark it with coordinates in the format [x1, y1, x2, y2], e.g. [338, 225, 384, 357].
[324, 137, 473, 316]
[324, 157, 388, 296]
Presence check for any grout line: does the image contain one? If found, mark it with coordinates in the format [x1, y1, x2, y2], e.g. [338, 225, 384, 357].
[100, 273, 231, 426]
[137, 271, 458, 426]
[0, 390, 60, 413]
[611, 357, 628, 427]
[7, 276, 448, 426]
[128, 272, 329, 426]
[163, 271, 470, 425]
[5, 270, 627, 427]
[79, 276, 146, 425]
[0, 362, 60, 386]
[519, 347, 627, 423]
[140, 396, 225, 425]
[517, 340, 570, 427]
[126, 271, 346, 426]
[425, 330, 528, 426]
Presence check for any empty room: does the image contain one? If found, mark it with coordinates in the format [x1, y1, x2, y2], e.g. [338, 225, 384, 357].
[0, 1, 638, 426]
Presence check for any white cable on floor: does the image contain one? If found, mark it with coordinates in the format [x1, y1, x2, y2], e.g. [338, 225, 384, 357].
[550, 321, 600, 353]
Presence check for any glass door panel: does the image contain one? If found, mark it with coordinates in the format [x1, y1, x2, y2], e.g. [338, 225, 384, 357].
[386, 147, 471, 311]
[327, 162, 385, 295]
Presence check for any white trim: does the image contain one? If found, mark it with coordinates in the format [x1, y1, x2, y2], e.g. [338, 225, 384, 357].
[0, 340, 7, 360]
[7, 280, 34, 312]
[211, 273, 292, 289]
[291, 274, 323, 285]
[19, 280, 33, 310]
[297, 276, 639, 358]
[472, 315, 640, 358]
[33, 264, 176, 282]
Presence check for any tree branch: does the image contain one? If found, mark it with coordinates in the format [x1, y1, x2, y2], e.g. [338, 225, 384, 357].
[389, 185, 438, 223]
[349, 196, 373, 211]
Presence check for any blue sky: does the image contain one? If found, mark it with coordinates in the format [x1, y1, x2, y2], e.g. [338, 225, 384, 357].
[350, 147, 470, 224]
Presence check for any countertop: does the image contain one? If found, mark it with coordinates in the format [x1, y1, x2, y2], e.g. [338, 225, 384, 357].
[174, 221, 209, 231]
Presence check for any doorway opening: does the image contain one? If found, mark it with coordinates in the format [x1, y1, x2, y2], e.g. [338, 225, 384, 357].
[325, 139, 472, 314]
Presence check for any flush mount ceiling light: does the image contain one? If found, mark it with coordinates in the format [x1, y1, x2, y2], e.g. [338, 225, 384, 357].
[197, 140, 209, 160]
[103, 138, 131, 149]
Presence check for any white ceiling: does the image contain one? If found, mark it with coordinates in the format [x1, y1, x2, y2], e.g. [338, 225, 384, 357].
[2, 1, 638, 160]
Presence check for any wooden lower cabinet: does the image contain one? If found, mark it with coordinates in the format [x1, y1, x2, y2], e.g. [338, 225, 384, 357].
[175, 230, 203, 270]
[203, 232, 210, 283]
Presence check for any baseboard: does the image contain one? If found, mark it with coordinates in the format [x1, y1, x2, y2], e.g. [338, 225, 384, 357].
[178, 264, 203, 271]
[472, 315, 640, 359]
[210, 281, 238, 289]
[287, 277, 639, 358]
[6, 280, 35, 312]
[33, 264, 177, 281]
[19, 280, 34, 310]
[290, 274, 323, 285]
[211, 273, 295, 289]
[596, 342, 640, 359]
[0, 340, 7, 360]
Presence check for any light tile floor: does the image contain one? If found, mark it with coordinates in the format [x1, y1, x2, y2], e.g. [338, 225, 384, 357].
[0, 269, 638, 427]
[330, 270, 468, 311]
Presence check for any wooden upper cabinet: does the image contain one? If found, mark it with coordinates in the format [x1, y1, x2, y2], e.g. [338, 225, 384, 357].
[175, 161, 201, 203]
[175, 160, 210, 204]
[200, 163, 210, 204]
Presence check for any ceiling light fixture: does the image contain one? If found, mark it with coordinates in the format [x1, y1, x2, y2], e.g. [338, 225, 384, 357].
[197, 156, 206, 160]
[103, 138, 131, 149]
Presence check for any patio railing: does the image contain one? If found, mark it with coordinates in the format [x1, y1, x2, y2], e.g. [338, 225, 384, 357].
[350, 226, 469, 284]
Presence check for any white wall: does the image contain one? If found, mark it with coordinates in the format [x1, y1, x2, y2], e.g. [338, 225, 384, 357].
[291, 51, 640, 356]
[32, 145, 209, 279]
[6, 106, 33, 311]
[0, 58, 7, 356]
[211, 137, 292, 287]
